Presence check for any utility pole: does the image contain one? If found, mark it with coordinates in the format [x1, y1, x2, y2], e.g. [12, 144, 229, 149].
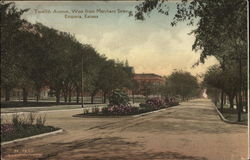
[81, 55, 84, 108]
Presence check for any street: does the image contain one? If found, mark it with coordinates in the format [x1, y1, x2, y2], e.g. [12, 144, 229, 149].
[1, 99, 248, 160]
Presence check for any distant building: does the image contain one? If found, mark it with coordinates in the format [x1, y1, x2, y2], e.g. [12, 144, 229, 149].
[133, 73, 165, 96]
[134, 73, 165, 85]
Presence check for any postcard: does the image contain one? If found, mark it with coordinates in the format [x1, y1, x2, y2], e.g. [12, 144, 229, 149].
[1, 1, 248, 160]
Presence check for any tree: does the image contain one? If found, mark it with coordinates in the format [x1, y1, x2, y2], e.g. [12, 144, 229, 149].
[165, 70, 199, 100]
[130, 79, 140, 103]
[1, 2, 28, 101]
[135, 0, 247, 121]
[80, 47, 106, 104]
[203, 64, 239, 111]
[97, 59, 134, 103]
[1, 2, 136, 106]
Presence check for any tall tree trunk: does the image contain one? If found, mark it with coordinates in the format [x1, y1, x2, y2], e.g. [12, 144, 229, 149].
[62, 85, 68, 103]
[56, 88, 61, 104]
[22, 87, 28, 104]
[103, 92, 107, 103]
[5, 86, 11, 101]
[63, 87, 68, 103]
[220, 91, 224, 112]
[244, 90, 248, 113]
[68, 88, 72, 103]
[64, 95, 67, 103]
[228, 94, 234, 109]
[36, 88, 40, 102]
[132, 91, 135, 104]
[36, 94, 40, 102]
[91, 94, 94, 104]
[237, 58, 242, 121]
[76, 87, 80, 104]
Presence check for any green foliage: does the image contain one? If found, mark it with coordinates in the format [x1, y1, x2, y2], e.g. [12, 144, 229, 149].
[83, 109, 89, 114]
[1, 2, 134, 104]
[91, 107, 100, 114]
[36, 114, 46, 127]
[1, 2, 29, 94]
[11, 113, 46, 128]
[165, 70, 199, 99]
[101, 107, 109, 115]
[135, 0, 247, 64]
[135, 1, 247, 122]
[109, 89, 130, 106]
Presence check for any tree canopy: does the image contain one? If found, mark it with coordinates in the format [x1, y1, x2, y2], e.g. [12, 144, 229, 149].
[165, 70, 199, 100]
[135, 0, 247, 121]
[1, 2, 134, 104]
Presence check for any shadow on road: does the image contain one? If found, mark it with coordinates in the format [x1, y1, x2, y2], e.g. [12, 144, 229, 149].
[2, 137, 207, 160]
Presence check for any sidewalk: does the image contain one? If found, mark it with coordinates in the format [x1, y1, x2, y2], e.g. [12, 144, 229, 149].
[1, 103, 107, 114]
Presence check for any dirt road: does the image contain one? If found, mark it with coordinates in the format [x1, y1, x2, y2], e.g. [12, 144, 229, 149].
[1, 99, 248, 160]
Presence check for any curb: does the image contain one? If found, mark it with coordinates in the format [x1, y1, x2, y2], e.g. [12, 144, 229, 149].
[1, 112, 27, 116]
[1, 109, 82, 116]
[1, 105, 108, 116]
[1, 129, 64, 146]
[133, 107, 169, 117]
[213, 105, 247, 125]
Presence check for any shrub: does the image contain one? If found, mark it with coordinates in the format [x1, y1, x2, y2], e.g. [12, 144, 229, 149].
[92, 107, 100, 114]
[28, 112, 36, 125]
[109, 89, 130, 106]
[36, 114, 46, 127]
[99, 105, 139, 116]
[12, 114, 21, 127]
[107, 105, 139, 115]
[83, 109, 89, 114]
[1, 113, 57, 142]
[1, 124, 14, 136]
[145, 97, 166, 109]
[101, 107, 109, 115]
[166, 97, 180, 107]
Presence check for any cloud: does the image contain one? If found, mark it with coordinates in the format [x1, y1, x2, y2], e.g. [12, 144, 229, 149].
[17, 1, 218, 77]
[76, 25, 218, 76]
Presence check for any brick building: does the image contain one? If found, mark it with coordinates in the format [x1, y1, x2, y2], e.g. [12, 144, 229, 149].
[133, 73, 165, 96]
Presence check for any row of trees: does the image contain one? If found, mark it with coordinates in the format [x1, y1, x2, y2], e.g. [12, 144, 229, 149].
[1, 2, 134, 104]
[164, 71, 200, 100]
[135, 0, 247, 121]
[133, 71, 200, 101]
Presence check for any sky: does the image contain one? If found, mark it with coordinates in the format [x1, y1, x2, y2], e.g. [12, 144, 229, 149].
[15, 1, 218, 77]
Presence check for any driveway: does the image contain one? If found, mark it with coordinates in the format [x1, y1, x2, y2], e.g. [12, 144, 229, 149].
[1, 99, 248, 160]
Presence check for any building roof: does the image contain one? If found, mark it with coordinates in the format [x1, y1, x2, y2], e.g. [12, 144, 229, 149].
[134, 73, 162, 78]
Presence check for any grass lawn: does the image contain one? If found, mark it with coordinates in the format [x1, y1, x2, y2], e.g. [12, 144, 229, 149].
[219, 104, 248, 125]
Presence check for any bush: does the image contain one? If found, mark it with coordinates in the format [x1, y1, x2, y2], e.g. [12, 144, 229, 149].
[166, 97, 180, 107]
[1, 124, 14, 136]
[11, 113, 42, 127]
[145, 97, 166, 109]
[109, 89, 130, 106]
[101, 107, 109, 115]
[1, 113, 56, 142]
[36, 114, 46, 127]
[12, 114, 21, 127]
[92, 107, 100, 114]
[98, 105, 139, 116]
[83, 109, 89, 114]
[28, 112, 36, 125]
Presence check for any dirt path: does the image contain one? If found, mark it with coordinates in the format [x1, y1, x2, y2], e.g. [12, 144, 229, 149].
[1, 99, 248, 160]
